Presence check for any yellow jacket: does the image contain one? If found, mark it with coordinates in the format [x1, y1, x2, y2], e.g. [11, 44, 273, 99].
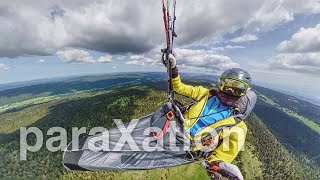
[172, 75, 248, 163]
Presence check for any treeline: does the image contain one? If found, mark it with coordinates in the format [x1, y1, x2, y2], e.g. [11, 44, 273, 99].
[253, 86, 320, 125]
[254, 99, 320, 165]
[243, 113, 320, 179]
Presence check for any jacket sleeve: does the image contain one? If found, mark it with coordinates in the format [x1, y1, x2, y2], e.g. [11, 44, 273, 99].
[208, 121, 248, 163]
[172, 74, 208, 100]
[236, 89, 257, 120]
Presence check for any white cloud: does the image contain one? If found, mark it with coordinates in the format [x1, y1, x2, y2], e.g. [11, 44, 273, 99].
[112, 66, 116, 69]
[126, 54, 161, 66]
[97, 55, 112, 63]
[211, 45, 246, 51]
[126, 48, 239, 72]
[56, 49, 95, 64]
[244, 0, 294, 33]
[267, 23, 320, 74]
[282, 0, 320, 14]
[130, 55, 144, 60]
[0, 63, 9, 70]
[126, 60, 141, 65]
[174, 48, 240, 71]
[269, 53, 320, 74]
[277, 24, 320, 53]
[225, 45, 246, 49]
[231, 34, 258, 43]
[0, 0, 319, 58]
[37, 59, 45, 64]
[211, 47, 225, 51]
[126, 56, 161, 67]
[116, 56, 126, 60]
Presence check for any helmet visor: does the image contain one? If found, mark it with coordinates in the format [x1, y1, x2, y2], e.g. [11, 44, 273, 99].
[219, 77, 249, 97]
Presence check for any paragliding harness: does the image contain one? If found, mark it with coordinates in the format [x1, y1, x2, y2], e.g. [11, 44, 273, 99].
[151, 103, 177, 139]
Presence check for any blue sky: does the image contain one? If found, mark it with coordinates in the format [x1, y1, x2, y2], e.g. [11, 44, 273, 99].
[0, 0, 320, 104]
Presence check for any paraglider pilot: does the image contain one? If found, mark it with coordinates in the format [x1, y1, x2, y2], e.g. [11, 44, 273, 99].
[166, 54, 257, 180]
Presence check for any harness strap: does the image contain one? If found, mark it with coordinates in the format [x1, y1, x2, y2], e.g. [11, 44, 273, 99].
[179, 94, 207, 114]
[152, 110, 175, 139]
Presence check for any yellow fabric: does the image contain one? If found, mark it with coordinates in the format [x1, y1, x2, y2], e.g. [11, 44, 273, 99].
[191, 117, 236, 142]
[172, 74, 209, 129]
[208, 121, 247, 163]
[172, 75, 247, 163]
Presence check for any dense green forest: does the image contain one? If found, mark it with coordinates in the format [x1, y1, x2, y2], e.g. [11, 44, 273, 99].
[0, 73, 319, 179]
[253, 86, 320, 125]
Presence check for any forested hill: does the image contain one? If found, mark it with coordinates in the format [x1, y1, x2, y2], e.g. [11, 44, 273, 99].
[0, 72, 319, 179]
[253, 85, 320, 125]
[252, 86, 320, 165]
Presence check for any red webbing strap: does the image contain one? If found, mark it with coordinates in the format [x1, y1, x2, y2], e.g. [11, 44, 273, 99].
[152, 111, 175, 139]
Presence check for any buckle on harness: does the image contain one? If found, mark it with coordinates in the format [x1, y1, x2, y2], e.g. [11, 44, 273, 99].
[201, 133, 213, 147]
[202, 139, 212, 146]
[166, 111, 175, 120]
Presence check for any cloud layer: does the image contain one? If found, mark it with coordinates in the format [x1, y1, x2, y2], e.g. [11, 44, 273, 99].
[269, 53, 320, 73]
[97, 55, 112, 63]
[56, 49, 95, 64]
[37, 59, 46, 64]
[56, 49, 111, 64]
[277, 24, 320, 53]
[126, 48, 239, 72]
[269, 23, 320, 74]
[0, 0, 319, 58]
[174, 48, 239, 71]
[231, 34, 258, 43]
[0, 64, 9, 70]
